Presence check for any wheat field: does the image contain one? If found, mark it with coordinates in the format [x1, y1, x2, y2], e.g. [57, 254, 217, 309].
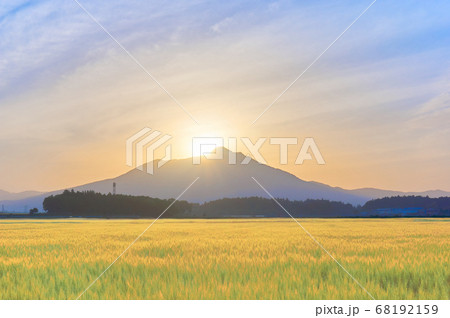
[0, 218, 448, 300]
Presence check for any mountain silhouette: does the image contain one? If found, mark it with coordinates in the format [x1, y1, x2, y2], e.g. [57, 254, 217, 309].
[71, 147, 368, 204]
[0, 189, 42, 201]
[1, 147, 449, 212]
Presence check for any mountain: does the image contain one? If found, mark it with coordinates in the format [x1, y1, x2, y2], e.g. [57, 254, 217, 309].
[0, 189, 42, 202]
[71, 148, 369, 204]
[1, 148, 449, 212]
[348, 188, 450, 199]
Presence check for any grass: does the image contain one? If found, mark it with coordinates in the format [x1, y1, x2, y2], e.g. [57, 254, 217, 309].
[0, 218, 448, 299]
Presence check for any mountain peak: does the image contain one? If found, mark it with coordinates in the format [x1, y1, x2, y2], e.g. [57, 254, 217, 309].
[210, 146, 253, 163]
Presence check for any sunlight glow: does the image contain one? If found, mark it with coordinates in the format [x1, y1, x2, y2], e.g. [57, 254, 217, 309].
[192, 142, 222, 158]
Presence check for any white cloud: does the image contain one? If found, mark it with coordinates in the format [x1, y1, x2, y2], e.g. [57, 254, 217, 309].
[211, 17, 234, 33]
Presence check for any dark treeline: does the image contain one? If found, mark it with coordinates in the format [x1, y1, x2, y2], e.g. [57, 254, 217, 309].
[42, 191, 450, 218]
[362, 195, 450, 210]
[195, 197, 356, 217]
[43, 190, 191, 218]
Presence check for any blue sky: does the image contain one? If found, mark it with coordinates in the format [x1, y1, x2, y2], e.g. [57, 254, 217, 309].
[0, 0, 449, 192]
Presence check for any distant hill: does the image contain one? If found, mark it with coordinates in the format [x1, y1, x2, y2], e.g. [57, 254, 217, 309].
[348, 188, 450, 199]
[0, 189, 42, 202]
[1, 147, 449, 212]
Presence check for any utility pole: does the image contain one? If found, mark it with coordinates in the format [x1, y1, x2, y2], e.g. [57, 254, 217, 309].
[113, 182, 116, 195]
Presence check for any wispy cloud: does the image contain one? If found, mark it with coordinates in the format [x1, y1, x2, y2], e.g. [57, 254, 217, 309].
[0, 0, 449, 192]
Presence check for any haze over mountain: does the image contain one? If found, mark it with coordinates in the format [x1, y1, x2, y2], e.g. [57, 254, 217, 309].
[1, 148, 449, 212]
[0, 190, 42, 202]
[346, 188, 450, 199]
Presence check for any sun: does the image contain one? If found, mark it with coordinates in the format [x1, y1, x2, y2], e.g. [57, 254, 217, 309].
[192, 140, 223, 158]
[192, 144, 216, 157]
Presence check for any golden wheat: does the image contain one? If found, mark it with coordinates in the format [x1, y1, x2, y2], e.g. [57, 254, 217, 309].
[0, 218, 448, 299]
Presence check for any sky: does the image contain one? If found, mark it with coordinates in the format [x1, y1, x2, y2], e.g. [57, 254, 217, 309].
[0, 0, 449, 193]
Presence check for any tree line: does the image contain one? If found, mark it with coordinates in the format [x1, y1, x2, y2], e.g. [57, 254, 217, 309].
[362, 195, 450, 211]
[42, 191, 450, 218]
[194, 197, 356, 217]
[43, 190, 191, 218]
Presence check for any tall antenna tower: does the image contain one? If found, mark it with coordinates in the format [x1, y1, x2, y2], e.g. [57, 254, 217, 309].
[113, 182, 116, 195]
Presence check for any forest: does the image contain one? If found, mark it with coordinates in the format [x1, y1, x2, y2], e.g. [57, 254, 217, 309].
[43, 190, 191, 217]
[42, 191, 450, 218]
